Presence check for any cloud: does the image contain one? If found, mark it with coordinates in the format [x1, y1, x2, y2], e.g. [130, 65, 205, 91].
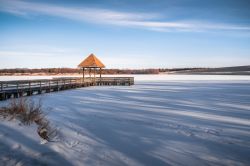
[0, 0, 249, 32]
[0, 50, 61, 57]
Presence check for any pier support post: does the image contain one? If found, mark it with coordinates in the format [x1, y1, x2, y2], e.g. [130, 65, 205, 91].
[14, 93, 18, 98]
[49, 80, 51, 92]
[0, 92, 5, 101]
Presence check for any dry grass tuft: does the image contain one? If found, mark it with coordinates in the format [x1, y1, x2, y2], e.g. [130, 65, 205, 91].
[0, 98, 57, 142]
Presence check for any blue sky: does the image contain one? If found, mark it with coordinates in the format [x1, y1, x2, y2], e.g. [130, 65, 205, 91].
[0, 0, 249, 69]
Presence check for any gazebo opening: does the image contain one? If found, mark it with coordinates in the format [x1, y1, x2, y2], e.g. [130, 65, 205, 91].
[78, 53, 105, 82]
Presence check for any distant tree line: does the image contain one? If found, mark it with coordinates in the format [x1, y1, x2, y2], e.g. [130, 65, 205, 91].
[2, 65, 248, 75]
[103, 69, 160, 74]
[159, 68, 206, 72]
[0, 68, 161, 75]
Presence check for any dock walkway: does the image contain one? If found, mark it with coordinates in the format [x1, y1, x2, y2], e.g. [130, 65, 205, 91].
[0, 77, 134, 101]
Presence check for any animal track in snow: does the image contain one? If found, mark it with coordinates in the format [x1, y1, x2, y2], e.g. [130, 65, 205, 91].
[11, 144, 21, 150]
[65, 140, 80, 148]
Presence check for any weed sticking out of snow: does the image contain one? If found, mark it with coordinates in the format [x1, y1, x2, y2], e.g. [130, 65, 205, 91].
[0, 98, 57, 142]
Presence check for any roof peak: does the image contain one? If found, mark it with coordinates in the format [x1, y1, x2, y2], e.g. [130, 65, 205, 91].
[78, 53, 105, 68]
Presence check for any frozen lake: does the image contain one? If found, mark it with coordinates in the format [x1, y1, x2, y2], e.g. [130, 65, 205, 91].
[1, 74, 250, 82]
[0, 75, 250, 165]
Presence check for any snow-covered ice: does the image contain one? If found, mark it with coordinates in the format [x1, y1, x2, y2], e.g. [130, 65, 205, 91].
[1, 74, 250, 81]
[1, 75, 250, 166]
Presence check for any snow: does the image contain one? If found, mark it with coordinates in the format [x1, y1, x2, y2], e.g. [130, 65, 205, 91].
[1, 75, 250, 166]
[1, 74, 250, 81]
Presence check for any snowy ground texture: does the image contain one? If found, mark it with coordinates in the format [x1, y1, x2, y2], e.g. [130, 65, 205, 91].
[1, 76, 250, 166]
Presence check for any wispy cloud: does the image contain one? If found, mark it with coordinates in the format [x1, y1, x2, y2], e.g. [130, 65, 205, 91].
[0, 0, 249, 32]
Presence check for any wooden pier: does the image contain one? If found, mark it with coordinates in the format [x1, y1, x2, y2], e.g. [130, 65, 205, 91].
[0, 77, 134, 101]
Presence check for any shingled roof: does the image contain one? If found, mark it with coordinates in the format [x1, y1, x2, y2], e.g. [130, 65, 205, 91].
[78, 54, 105, 68]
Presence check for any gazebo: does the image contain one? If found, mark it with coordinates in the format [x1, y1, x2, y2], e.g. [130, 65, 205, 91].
[78, 53, 105, 82]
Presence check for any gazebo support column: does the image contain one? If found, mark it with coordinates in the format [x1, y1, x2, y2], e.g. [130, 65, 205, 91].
[82, 68, 85, 83]
[100, 68, 102, 78]
[94, 68, 96, 84]
[99, 68, 102, 85]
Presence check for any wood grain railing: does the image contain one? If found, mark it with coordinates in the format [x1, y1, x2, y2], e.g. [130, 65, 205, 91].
[0, 77, 134, 100]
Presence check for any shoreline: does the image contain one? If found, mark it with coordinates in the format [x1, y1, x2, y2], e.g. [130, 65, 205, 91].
[1, 72, 250, 76]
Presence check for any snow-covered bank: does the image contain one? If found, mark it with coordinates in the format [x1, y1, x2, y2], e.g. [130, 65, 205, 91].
[1, 80, 250, 166]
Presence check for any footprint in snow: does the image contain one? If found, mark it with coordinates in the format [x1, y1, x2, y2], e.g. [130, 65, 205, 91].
[177, 130, 194, 137]
[0, 132, 8, 137]
[15, 160, 24, 166]
[204, 128, 221, 136]
[1, 155, 10, 162]
[11, 144, 21, 150]
[65, 140, 79, 148]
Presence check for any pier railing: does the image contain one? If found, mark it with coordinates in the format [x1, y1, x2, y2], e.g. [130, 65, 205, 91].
[0, 77, 134, 100]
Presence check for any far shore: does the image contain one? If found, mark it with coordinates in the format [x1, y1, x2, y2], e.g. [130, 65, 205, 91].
[1, 65, 249, 76]
[0, 73, 84, 76]
[1, 72, 250, 76]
